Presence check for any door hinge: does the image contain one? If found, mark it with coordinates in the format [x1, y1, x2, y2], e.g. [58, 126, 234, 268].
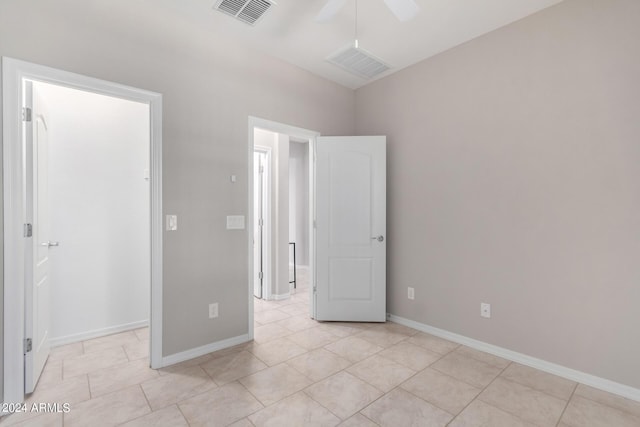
[24, 338, 32, 354]
[258, 218, 264, 227]
[259, 165, 264, 173]
[24, 223, 33, 238]
[22, 107, 32, 122]
[313, 220, 317, 229]
[258, 271, 263, 280]
[313, 285, 317, 293]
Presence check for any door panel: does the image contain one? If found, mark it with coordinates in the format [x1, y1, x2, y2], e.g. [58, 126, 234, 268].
[329, 258, 373, 300]
[315, 136, 386, 322]
[329, 151, 372, 247]
[25, 81, 52, 393]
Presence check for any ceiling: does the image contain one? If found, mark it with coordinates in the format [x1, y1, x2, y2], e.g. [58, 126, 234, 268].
[119, 0, 564, 89]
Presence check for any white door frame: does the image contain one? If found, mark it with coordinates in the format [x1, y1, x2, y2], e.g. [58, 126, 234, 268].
[2, 57, 163, 404]
[253, 145, 272, 300]
[247, 117, 319, 339]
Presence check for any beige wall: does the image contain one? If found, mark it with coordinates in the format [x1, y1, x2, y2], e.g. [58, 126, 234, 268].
[356, 0, 640, 389]
[0, 0, 355, 378]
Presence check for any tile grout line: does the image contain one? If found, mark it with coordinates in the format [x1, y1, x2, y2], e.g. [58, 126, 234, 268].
[84, 373, 93, 401]
[112, 384, 154, 426]
[498, 363, 580, 401]
[199, 359, 222, 385]
[368, 346, 461, 421]
[246, 321, 381, 423]
[555, 382, 579, 427]
[286, 322, 463, 423]
[476, 365, 570, 426]
[444, 360, 514, 426]
[321, 333, 444, 422]
[429, 352, 505, 390]
[124, 343, 132, 362]
[322, 340, 384, 363]
[358, 411, 382, 426]
[233, 379, 270, 422]
[137, 383, 154, 413]
[398, 385, 458, 422]
[301, 387, 357, 423]
[175, 404, 191, 427]
[167, 377, 260, 425]
[239, 358, 315, 394]
[574, 392, 640, 420]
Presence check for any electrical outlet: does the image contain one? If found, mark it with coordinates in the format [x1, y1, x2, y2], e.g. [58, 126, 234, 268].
[209, 303, 219, 319]
[480, 303, 491, 319]
[408, 287, 415, 300]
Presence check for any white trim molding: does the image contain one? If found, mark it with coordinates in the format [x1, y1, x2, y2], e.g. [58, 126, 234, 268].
[2, 56, 25, 406]
[388, 314, 640, 403]
[2, 57, 163, 404]
[271, 292, 291, 301]
[162, 334, 250, 367]
[253, 144, 273, 302]
[49, 321, 149, 348]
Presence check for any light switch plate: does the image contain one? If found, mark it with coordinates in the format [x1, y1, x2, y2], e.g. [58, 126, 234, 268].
[226, 215, 245, 230]
[166, 215, 177, 231]
[209, 303, 219, 319]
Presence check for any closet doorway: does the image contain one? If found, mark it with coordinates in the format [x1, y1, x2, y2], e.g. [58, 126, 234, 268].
[2, 58, 163, 404]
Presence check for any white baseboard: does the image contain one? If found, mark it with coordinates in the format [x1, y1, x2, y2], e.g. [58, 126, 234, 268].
[271, 292, 291, 301]
[161, 334, 250, 368]
[388, 314, 640, 403]
[50, 320, 149, 347]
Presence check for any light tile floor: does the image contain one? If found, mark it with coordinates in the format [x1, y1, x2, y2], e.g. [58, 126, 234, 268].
[3, 271, 640, 426]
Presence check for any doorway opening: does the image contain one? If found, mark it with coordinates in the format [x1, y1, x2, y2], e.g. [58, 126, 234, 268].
[288, 138, 311, 299]
[2, 58, 163, 404]
[247, 118, 318, 340]
[28, 81, 150, 389]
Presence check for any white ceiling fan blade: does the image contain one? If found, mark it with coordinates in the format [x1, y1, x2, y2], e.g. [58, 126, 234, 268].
[383, 0, 420, 21]
[314, 0, 348, 23]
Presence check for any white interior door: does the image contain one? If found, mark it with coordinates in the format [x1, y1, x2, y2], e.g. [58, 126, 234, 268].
[253, 151, 264, 298]
[24, 81, 53, 393]
[315, 136, 386, 322]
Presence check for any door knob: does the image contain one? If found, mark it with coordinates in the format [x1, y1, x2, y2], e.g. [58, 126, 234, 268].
[371, 235, 384, 242]
[41, 241, 59, 247]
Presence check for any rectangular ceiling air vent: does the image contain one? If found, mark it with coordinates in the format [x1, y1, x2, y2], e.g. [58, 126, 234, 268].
[327, 45, 391, 80]
[214, 0, 273, 26]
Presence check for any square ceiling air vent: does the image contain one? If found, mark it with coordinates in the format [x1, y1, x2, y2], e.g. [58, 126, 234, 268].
[327, 45, 391, 80]
[214, 0, 274, 26]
